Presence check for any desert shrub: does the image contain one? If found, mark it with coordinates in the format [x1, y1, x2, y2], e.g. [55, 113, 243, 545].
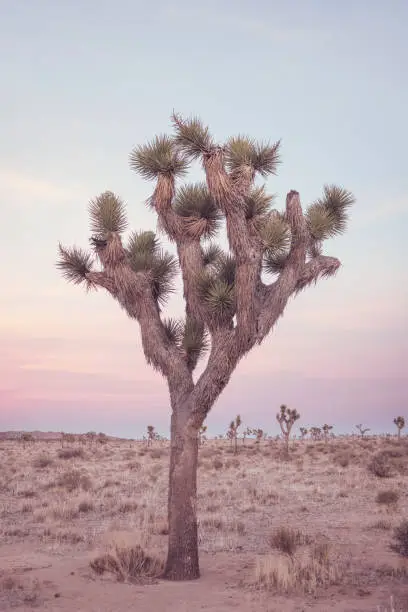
[334, 452, 350, 468]
[57, 469, 92, 492]
[376, 490, 399, 505]
[90, 544, 163, 582]
[253, 540, 347, 594]
[118, 501, 138, 513]
[149, 449, 166, 460]
[390, 520, 408, 557]
[368, 453, 393, 478]
[212, 458, 223, 470]
[58, 448, 85, 460]
[32, 455, 54, 469]
[78, 500, 94, 513]
[367, 519, 392, 530]
[268, 527, 311, 556]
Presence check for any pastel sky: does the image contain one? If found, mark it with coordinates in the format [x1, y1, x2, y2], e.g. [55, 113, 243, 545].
[1, 0, 407, 438]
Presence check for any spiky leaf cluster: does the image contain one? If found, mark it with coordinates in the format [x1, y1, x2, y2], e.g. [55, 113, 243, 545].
[245, 186, 275, 222]
[89, 191, 128, 235]
[162, 317, 208, 368]
[171, 112, 214, 159]
[225, 135, 281, 177]
[129, 135, 189, 180]
[56, 244, 94, 289]
[173, 183, 221, 239]
[196, 253, 236, 322]
[307, 185, 355, 241]
[127, 230, 178, 304]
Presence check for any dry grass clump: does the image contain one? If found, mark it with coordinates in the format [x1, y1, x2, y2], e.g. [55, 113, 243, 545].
[376, 490, 400, 506]
[0, 573, 41, 608]
[252, 540, 348, 594]
[90, 544, 164, 582]
[333, 451, 350, 467]
[58, 447, 85, 460]
[391, 520, 408, 557]
[56, 469, 93, 492]
[268, 526, 312, 556]
[369, 453, 394, 478]
[367, 519, 393, 531]
[32, 454, 54, 469]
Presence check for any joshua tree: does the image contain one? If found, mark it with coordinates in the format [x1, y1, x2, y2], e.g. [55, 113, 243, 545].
[322, 424, 333, 444]
[310, 426, 322, 441]
[228, 415, 242, 454]
[299, 427, 308, 440]
[198, 424, 207, 445]
[56, 112, 354, 580]
[20, 432, 35, 448]
[147, 425, 156, 447]
[242, 426, 251, 444]
[276, 404, 300, 453]
[253, 427, 264, 444]
[355, 423, 370, 439]
[393, 416, 405, 439]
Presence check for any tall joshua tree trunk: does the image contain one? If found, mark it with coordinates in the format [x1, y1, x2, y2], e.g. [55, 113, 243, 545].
[57, 112, 354, 581]
[165, 409, 200, 579]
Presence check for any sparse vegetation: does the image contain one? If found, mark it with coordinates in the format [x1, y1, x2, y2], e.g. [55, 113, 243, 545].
[0, 433, 407, 608]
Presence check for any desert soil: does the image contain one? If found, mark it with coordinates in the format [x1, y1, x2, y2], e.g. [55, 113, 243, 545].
[0, 436, 407, 611]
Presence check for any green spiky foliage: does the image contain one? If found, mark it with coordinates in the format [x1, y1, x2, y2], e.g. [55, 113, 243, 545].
[129, 135, 189, 180]
[393, 416, 405, 439]
[306, 185, 355, 242]
[225, 135, 281, 177]
[162, 317, 208, 370]
[171, 112, 214, 159]
[173, 183, 221, 239]
[196, 254, 236, 324]
[127, 231, 178, 306]
[201, 243, 223, 267]
[244, 186, 275, 223]
[89, 191, 128, 235]
[264, 185, 354, 276]
[276, 404, 300, 453]
[56, 245, 95, 289]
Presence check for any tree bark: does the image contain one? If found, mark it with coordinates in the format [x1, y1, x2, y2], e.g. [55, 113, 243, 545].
[163, 409, 200, 580]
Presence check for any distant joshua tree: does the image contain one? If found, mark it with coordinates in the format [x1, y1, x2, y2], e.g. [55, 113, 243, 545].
[198, 424, 207, 445]
[276, 404, 300, 453]
[299, 427, 308, 440]
[147, 425, 156, 447]
[227, 415, 242, 454]
[355, 424, 370, 439]
[310, 426, 322, 441]
[322, 424, 333, 444]
[57, 112, 354, 581]
[393, 416, 405, 439]
[20, 433, 35, 448]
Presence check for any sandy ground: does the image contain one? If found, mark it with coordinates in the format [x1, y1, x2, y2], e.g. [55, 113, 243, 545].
[0, 436, 407, 611]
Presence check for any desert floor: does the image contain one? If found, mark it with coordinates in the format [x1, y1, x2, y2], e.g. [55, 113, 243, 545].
[0, 436, 407, 611]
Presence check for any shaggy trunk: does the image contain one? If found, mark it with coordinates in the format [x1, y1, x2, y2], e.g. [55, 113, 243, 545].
[397, 429, 401, 439]
[164, 409, 200, 580]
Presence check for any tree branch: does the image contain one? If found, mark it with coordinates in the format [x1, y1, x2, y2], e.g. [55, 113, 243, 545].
[203, 150, 263, 354]
[256, 190, 308, 340]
